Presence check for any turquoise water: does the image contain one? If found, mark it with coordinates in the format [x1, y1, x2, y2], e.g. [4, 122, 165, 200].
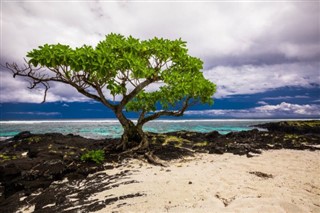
[0, 119, 306, 140]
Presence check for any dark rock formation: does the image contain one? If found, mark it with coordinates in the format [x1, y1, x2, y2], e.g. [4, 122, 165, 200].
[254, 120, 320, 134]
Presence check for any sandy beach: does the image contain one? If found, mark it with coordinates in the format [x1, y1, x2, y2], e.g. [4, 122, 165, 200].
[14, 149, 320, 213]
[86, 150, 320, 213]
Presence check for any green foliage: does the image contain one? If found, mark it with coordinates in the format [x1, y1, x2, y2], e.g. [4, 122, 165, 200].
[284, 120, 320, 127]
[194, 141, 209, 147]
[26, 33, 216, 116]
[0, 153, 11, 161]
[0, 153, 17, 162]
[162, 136, 190, 147]
[80, 150, 105, 164]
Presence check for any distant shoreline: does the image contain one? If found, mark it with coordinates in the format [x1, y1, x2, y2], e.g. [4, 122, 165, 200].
[1, 118, 319, 124]
[1, 119, 319, 140]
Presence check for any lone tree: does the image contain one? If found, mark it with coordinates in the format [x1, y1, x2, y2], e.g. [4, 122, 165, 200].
[6, 33, 216, 151]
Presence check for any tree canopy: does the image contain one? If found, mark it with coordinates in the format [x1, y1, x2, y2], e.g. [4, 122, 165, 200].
[6, 33, 216, 150]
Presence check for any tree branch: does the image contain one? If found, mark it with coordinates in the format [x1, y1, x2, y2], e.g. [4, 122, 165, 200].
[120, 78, 153, 107]
[5, 61, 105, 104]
[138, 110, 146, 124]
[93, 81, 116, 110]
[139, 96, 192, 125]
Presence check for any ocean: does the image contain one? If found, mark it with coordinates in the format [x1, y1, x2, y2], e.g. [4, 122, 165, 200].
[0, 119, 311, 141]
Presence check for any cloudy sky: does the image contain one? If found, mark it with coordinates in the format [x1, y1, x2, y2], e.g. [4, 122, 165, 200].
[0, 0, 319, 119]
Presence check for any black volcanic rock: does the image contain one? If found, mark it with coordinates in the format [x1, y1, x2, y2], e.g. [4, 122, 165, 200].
[254, 120, 320, 134]
[12, 131, 32, 141]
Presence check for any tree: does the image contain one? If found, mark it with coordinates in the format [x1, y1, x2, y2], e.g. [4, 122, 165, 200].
[6, 33, 216, 151]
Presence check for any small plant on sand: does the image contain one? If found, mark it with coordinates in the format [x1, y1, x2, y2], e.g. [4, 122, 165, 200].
[80, 150, 105, 164]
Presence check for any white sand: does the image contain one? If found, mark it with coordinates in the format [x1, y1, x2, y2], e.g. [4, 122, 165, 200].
[93, 150, 320, 213]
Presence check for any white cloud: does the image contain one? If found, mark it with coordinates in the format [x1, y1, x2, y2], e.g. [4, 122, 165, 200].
[257, 101, 268, 105]
[185, 102, 320, 118]
[0, 71, 51, 103]
[0, 71, 90, 103]
[1, 1, 319, 103]
[256, 102, 319, 116]
[205, 62, 320, 98]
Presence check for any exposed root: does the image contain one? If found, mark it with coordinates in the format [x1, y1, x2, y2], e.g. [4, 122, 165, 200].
[116, 135, 128, 151]
[120, 143, 147, 155]
[144, 151, 168, 167]
[116, 142, 126, 151]
[119, 143, 168, 167]
[175, 146, 196, 153]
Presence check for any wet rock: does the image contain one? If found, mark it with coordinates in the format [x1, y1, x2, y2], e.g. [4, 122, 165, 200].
[206, 131, 220, 139]
[12, 131, 32, 141]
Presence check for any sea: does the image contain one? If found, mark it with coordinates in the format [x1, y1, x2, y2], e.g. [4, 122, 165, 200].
[0, 118, 313, 141]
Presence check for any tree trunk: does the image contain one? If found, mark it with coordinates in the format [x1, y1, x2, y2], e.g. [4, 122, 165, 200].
[121, 124, 149, 151]
[114, 109, 167, 166]
[115, 108, 149, 151]
[135, 124, 149, 150]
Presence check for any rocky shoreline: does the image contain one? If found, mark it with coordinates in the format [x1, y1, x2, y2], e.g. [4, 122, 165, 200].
[0, 120, 319, 212]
